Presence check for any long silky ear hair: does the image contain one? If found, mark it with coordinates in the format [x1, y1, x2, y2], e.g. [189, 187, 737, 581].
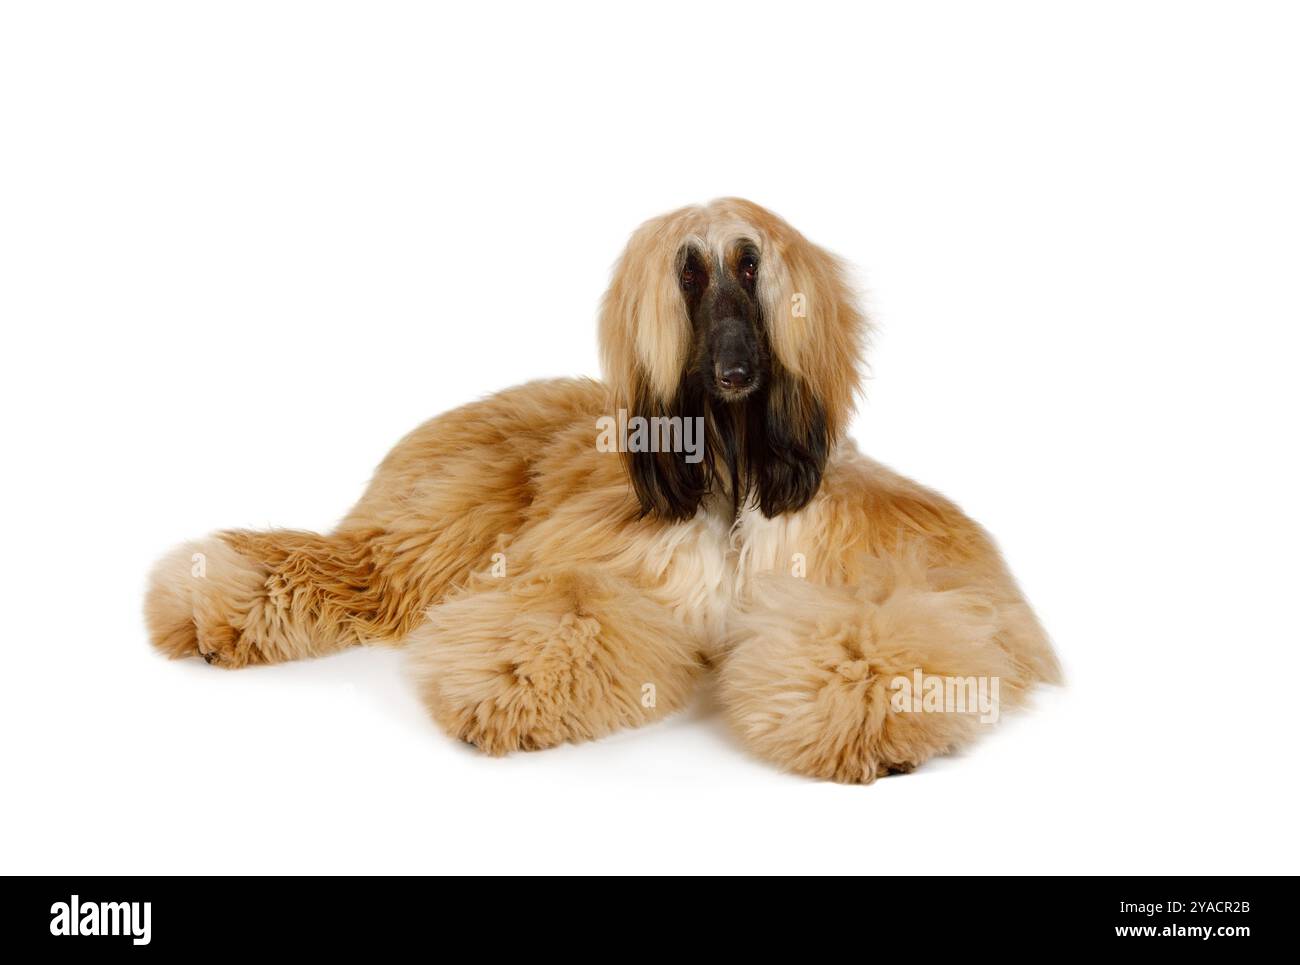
[746, 361, 830, 517]
[599, 210, 704, 520]
[738, 198, 865, 448]
[599, 199, 867, 520]
[734, 197, 864, 517]
[621, 368, 711, 520]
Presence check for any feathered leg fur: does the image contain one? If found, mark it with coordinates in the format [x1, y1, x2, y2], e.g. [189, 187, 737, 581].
[719, 552, 1057, 782]
[717, 455, 1060, 783]
[145, 529, 393, 667]
[407, 566, 706, 753]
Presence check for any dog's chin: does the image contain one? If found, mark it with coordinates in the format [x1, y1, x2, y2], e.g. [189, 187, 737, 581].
[709, 379, 762, 405]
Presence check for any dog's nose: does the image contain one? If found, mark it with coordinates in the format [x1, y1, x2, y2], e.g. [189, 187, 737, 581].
[718, 364, 753, 390]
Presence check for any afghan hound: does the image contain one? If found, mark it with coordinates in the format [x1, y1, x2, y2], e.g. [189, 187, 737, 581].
[146, 198, 1061, 783]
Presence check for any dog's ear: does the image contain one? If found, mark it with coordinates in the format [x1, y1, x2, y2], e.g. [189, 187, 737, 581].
[750, 367, 830, 518]
[623, 376, 708, 521]
[599, 208, 704, 519]
[598, 210, 693, 408]
[727, 199, 867, 445]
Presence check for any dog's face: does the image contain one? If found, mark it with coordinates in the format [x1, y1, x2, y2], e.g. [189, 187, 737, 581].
[600, 199, 866, 521]
[679, 239, 770, 404]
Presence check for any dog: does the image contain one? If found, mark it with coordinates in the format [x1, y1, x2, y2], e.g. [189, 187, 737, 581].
[146, 198, 1060, 783]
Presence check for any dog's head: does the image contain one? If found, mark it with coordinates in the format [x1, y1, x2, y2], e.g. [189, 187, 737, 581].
[600, 198, 866, 521]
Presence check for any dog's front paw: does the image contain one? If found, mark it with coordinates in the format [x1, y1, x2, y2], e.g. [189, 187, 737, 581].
[718, 573, 1022, 783]
[408, 569, 704, 755]
[420, 610, 626, 755]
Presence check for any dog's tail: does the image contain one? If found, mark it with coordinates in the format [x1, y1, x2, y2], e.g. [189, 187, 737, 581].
[144, 527, 405, 667]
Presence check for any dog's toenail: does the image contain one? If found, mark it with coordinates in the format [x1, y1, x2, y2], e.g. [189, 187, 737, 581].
[202, 651, 217, 664]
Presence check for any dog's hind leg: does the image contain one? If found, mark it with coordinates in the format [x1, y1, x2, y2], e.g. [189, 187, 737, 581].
[406, 566, 707, 754]
[145, 527, 397, 668]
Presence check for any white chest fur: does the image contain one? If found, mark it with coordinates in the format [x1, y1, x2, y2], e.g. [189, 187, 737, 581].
[631, 495, 817, 653]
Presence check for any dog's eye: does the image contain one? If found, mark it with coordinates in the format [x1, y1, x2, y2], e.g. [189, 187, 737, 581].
[739, 255, 758, 281]
[680, 250, 708, 293]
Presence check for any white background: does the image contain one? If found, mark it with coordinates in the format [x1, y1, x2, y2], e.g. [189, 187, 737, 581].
[2, 2, 1297, 875]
